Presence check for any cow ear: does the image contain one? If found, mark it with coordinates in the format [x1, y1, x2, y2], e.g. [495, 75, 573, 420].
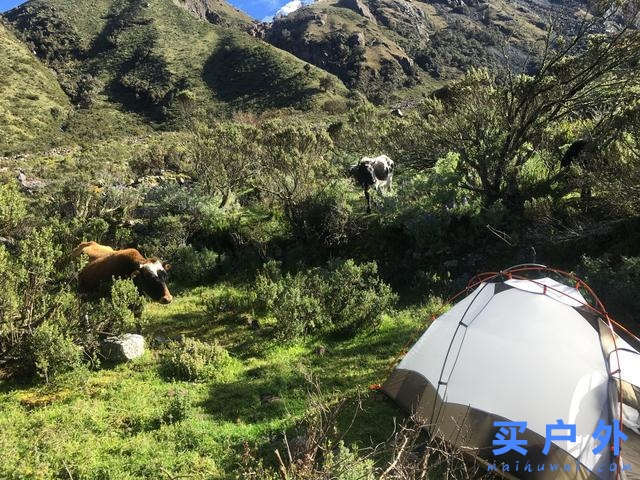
[163, 263, 172, 272]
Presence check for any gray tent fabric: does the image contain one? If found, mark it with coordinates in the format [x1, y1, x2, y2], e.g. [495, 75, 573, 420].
[384, 275, 640, 479]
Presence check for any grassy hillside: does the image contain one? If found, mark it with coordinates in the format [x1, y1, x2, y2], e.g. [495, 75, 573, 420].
[3, 0, 348, 131]
[0, 20, 70, 153]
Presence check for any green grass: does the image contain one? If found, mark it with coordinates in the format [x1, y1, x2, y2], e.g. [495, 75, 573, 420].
[0, 282, 434, 479]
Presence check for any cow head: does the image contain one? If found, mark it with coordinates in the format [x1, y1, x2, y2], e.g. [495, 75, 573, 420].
[132, 260, 173, 304]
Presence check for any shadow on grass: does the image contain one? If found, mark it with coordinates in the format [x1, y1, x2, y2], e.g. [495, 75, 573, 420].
[203, 367, 307, 423]
[0, 375, 40, 395]
[201, 315, 420, 432]
[243, 386, 407, 474]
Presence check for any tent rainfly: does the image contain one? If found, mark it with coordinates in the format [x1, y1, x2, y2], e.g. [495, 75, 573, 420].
[383, 266, 640, 479]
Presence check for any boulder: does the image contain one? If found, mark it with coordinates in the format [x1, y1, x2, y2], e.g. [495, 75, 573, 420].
[101, 334, 145, 362]
[16, 169, 46, 193]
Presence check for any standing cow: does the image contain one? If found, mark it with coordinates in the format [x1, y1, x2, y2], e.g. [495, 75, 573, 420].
[350, 155, 394, 213]
[73, 241, 173, 304]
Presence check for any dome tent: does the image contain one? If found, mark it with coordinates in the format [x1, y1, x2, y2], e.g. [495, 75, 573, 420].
[383, 265, 640, 479]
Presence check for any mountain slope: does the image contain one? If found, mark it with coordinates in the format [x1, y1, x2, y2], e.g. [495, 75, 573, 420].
[3, 0, 348, 124]
[0, 19, 70, 152]
[261, 0, 586, 100]
[264, 0, 424, 101]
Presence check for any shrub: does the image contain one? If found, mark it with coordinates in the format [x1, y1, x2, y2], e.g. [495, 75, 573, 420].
[254, 260, 285, 315]
[160, 337, 231, 381]
[319, 75, 336, 92]
[578, 255, 640, 324]
[0, 181, 27, 236]
[271, 273, 327, 340]
[322, 259, 397, 336]
[146, 215, 188, 251]
[30, 322, 83, 382]
[130, 142, 184, 176]
[164, 386, 192, 423]
[188, 121, 261, 208]
[168, 245, 218, 285]
[139, 183, 199, 219]
[523, 196, 553, 224]
[0, 246, 23, 352]
[15, 227, 61, 346]
[322, 99, 348, 114]
[258, 121, 333, 221]
[322, 442, 374, 480]
[204, 288, 252, 320]
[289, 180, 357, 249]
[252, 259, 396, 340]
[91, 279, 146, 335]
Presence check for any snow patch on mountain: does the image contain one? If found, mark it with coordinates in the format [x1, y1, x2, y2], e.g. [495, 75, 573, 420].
[273, 0, 314, 19]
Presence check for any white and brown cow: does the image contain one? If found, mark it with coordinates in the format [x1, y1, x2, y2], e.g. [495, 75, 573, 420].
[73, 241, 173, 304]
[350, 155, 394, 213]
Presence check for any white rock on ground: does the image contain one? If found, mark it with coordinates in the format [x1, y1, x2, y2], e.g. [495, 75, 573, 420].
[101, 334, 145, 362]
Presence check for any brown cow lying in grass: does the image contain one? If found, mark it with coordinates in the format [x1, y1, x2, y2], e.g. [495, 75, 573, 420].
[73, 241, 173, 304]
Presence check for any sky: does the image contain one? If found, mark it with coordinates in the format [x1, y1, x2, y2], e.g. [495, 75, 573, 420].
[0, 0, 291, 19]
[0, 0, 24, 12]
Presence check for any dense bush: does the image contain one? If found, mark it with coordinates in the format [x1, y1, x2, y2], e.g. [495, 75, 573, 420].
[322, 259, 397, 336]
[30, 321, 83, 382]
[322, 98, 348, 114]
[254, 259, 397, 340]
[0, 181, 27, 236]
[579, 255, 640, 325]
[204, 288, 252, 321]
[0, 246, 22, 348]
[258, 120, 334, 221]
[1, 227, 145, 374]
[168, 245, 219, 284]
[0, 226, 61, 365]
[160, 337, 232, 381]
[271, 273, 327, 340]
[289, 179, 358, 249]
[92, 278, 146, 334]
[188, 121, 261, 208]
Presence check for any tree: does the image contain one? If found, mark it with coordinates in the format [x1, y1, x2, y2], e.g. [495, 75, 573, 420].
[257, 120, 333, 221]
[412, 0, 640, 210]
[188, 121, 261, 208]
[584, 100, 640, 214]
